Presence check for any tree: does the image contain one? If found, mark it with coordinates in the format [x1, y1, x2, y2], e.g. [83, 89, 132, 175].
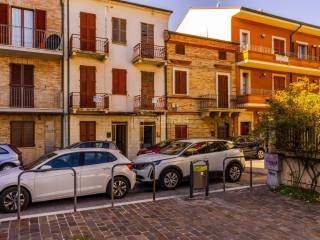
[257, 79, 320, 192]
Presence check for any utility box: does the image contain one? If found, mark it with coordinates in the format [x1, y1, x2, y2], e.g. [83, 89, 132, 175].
[190, 160, 209, 198]
[265, 153, 281, 188]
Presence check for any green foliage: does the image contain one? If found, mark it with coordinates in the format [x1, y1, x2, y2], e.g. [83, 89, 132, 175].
[275, 185, 320, 203]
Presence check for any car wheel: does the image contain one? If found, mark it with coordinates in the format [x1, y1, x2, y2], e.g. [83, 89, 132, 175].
[0, 187, 30, 213]
[257, 149, 265, 160]
[160, 168, 181, 190]
[226, 163, 242, 183]
[107, 176, 130, 199]
[0, 163, 16, 171]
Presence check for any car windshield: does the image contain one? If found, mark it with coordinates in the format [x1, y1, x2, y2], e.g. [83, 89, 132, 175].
[159, 142, 190, 155]
[23, 152, 57, 170]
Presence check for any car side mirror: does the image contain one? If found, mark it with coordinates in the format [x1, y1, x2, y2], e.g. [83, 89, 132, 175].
[40, 165, 52, 170]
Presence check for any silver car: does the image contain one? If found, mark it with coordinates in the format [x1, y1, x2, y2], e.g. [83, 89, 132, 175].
[0, 148, 136, 213]
[0, 144, 22, 171]
[133, 139, 245, 190]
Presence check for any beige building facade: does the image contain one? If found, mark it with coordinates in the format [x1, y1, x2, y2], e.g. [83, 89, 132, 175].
[0, 0, 63, 163]
[165, 31, 241, 140]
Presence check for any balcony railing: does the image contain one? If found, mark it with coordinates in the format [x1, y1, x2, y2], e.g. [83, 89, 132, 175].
[199, 94, 238, 109]
[239, 44, 320, 66]
[69, 34, 109, 56]
[134, 95, 166, 111]
[10, 86, 34, 108]
[0, 24, 62, 51]
[69, 92, 109, 110]
[239, 88, 275, 96]
[132, 43, 165, 63]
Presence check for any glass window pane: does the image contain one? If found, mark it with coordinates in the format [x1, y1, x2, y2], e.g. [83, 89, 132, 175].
[12, 8, 21, 47]
[84, 152, 116, 166]
[0, 147, 8, 154]
[24, 10, 33, 48]
[207, 142, 225, 153]
[46, 153, 81, 169]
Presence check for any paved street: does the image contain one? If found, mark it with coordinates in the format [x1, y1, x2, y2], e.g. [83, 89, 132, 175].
[0, 164, 266, 221]
[0, 185, 319, 240]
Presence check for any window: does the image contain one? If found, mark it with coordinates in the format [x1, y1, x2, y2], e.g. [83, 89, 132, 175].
[298, 43, 308, 60]
[240, 122, 251, 136]
[112, 17, 126, 44]
[218, 50, 227, 60]
[207, 142, 226, 153]
[174, 70, 187, 94]
[112, 69, 127, 95]
[0, 147, 8, 154]
[175, 44, 185, 55]
[240, 30, 250, 49]
[273, 75, 286, 91]
[46, 153, 81, 169]
[80, 122, 96, 141]
[10, 121, 35, 147]
[241, 71, 250, 95]
[175, 125, 187, 139]
[83, 152, 116, 166]
[273, 37, 285, 55]
[311, 46, 317, 61]
[184, 142, 208, 156]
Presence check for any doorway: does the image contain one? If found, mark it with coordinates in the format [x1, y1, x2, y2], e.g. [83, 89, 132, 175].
[217, 74, 229, 108]
[240, 122, 251, 136]
[217, 123, 230, 139]
[140, 122, 155, 148]
[112, 123, 127, 156]
[141, 72, 154, 110]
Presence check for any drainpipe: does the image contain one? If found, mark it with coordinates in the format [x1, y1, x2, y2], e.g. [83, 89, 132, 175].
[67, 0, 70, 145]
[164, 30, 171, 140]
[60, 0, 65, 148]
[289, 24, 302, 83]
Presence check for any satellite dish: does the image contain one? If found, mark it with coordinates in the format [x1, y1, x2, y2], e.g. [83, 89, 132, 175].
[45, 34, 61, 50]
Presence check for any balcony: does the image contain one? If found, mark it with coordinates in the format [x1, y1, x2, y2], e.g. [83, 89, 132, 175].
[199, 94, 243, 118]
[69, 92, 109, 114]
[69, 34, 109, 60]
[134, 95, 166, 112]
[0, 24, 62, 58]
[237, 89, 274, 108]
[132, 43, 166, 66]
[0, 87, 62, 113]
[238, 45, 320, 76]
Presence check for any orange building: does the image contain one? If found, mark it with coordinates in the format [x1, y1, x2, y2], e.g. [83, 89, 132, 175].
[177, 7, 320, 135]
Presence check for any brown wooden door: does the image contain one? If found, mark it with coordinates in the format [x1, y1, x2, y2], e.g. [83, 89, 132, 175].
[141, 71, 154, 109]
[141, 23, 154, 58]
[80, 121, 96, 141]
[80, 12, 96, 51]
[218, 75, 229, 108]
[112, 124, 127, 156]
[274, 76, 285, 91]
[10, 64, 34, 108]
[0, 3, 9, 45]
[80, 66, 96, 108]
[175, 125, 187, 139]
[217, 123, 229, 139]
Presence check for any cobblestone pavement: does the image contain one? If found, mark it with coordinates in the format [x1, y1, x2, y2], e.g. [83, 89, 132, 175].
[0, 185, 319, 240]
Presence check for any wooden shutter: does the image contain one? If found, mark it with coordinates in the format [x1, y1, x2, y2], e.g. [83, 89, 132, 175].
[10, 121, 34, 147]
[10, 122, 23, 147]
[274, 39, 285, 55]
[112, 17, 119, 42]
[35, 10, 46, 48]
[80, 12, 96, 51]
[175, 44, 185, 55]
[80, 66, 96, 108]
[218, 75, 229, 108]
[120, 19, 126, 43]
[87, 13, 96, 51]
[80, 121, 96, 141]
[10, 64, 22, 107]
[22, 122, 35, 147]
[23, 65, 34, 108]
[175, 71, 187, 94]
[112, 69, 126, 95]
[175, 70, 180, 94]
[274, 76, 285, 90]
[80, 12, 88, 50]
[175, 125, 187, 139]
[80, 122, 87, 141]
[0, 3, 9, 44]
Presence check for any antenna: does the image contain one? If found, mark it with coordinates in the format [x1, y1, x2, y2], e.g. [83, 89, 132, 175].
[216, 0, 221, 7]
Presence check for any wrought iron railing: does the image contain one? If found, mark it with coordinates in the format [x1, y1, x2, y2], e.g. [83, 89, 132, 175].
[134, 95, 166, 111]
[0, 24, 62, 51]
[69, 34, 109, 55]
[199, 94, 238, 109]
[69, 92, 109, 109]
[238, 88, 275, 96]
[132, 43, 165, 62]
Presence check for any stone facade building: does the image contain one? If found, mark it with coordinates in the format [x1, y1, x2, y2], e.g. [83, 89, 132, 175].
[0, 0, 63, 164]
[165, 31, 241, 139]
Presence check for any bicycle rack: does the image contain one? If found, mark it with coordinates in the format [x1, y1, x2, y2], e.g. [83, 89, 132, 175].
[111, 162, 156, 207]
[17, 167, 77, 220]
[222, 156, 250, 192]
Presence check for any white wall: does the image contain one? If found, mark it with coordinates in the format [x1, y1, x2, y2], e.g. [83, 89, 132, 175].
[68, 0, 170, 112]
[176, 8, 240, 42]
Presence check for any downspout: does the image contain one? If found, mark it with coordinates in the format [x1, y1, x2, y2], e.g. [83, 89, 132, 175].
[67, 0, 70, 145]
[60, 0, 65, 148]
[164, 30, 171, 140]
[289, 24, 302, 83]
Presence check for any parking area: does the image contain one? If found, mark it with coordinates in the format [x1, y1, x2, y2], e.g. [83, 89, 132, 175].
[0, 162, 266, 221]
[1, 185, 319, 240]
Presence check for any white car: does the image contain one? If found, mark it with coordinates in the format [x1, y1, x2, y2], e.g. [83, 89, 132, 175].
[0, 148, 136, 213]
[133, 139, 245, 190]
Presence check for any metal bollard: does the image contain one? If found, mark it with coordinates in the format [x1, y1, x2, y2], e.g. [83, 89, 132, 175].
[222, 156, 246, 192]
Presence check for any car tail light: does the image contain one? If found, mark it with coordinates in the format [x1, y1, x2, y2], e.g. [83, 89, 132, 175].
[127, 163, 134, 170]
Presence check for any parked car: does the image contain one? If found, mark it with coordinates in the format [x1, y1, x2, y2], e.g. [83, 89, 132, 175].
[232, 135, 265, 160]
[133, 139, 245, 190]
[0, 148, 136, 213]
[0, 144, 22, 171]
[66, 141, 118, 150]
[137, 139, 175, 155]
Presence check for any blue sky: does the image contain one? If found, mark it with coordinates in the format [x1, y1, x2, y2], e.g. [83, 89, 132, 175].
[128, 0, 320, 30]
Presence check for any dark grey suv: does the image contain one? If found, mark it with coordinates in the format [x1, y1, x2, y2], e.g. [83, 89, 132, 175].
[232, 135, 265, 160]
